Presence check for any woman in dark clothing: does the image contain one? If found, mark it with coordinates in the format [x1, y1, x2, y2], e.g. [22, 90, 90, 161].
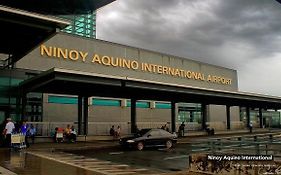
[0, 120, 6, 147]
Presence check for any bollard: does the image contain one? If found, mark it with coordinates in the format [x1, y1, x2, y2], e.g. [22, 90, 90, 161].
[238, 137, 242, 147]
[254, 135, 257, 141]
[217, 139, 221, 150]
[256, 143, 260, 155]
[269, 134, 273, 142]
[208, 140, 215, 153]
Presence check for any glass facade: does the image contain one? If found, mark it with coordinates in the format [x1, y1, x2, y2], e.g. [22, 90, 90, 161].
[60, 12, 96, 38]
[0, 75, 23, 122]
[26, 93, 43, 122]
[0, 69, 44, 123]
[240, 108, 281, 128]
[177, 103, 202, 123]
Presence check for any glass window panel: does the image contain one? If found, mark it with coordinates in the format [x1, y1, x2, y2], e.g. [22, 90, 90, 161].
[0, 97, 9, 104]
[155, 102, 171, 109]
[126, 100, 150, 108]
[92, 98, 121, 107]
[48, 95, 78, 104]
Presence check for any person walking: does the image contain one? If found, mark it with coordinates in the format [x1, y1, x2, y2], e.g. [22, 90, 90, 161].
[64, 124, 71, 142]
[20, 120, 29, 147]
[115, 126, 121, 138]
[3, 118, 15, 147]
[70, 125, 77, 142]
[29, 124, 36, 144]
[179, 122, 185, 137]
[0, 120, 6, 147]
[249, 122, 253, 133]
[110, 125, 115, 136]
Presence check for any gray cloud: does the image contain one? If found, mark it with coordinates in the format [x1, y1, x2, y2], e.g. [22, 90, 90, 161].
[97, 0, 281, 96]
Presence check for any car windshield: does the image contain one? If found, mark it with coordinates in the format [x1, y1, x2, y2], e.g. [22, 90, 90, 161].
[136, 129, 150, 136]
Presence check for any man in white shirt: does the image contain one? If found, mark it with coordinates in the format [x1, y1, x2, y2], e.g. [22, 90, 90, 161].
[4, 118, 15, 147]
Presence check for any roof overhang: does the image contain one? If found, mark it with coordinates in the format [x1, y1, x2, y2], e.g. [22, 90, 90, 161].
[19, 68, 281, 109]
[0, 6, 70, 67]
[0, 0, 116, 15]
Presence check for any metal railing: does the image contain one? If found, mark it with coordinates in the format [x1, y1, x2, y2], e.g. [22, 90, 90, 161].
[189, 133, 281, 155]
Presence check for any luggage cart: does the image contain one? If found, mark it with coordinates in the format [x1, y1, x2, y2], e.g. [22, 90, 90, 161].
[56, 131, 64, 143]
[11, 133, 26, 149]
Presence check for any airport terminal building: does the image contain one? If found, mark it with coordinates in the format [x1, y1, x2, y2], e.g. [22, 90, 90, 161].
[1, 2, 281, 136]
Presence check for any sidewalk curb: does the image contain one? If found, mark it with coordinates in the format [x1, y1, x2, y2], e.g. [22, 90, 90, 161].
[0, 166, 17, 175]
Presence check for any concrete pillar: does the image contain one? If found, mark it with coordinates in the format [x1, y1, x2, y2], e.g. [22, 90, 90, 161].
[259, 108, 263, 128]
[171, 101, 176, 133]
[78, 96, 83, 135]
[202, 103, 207, 130]
[226, 105, 231, 130]
[246, 107, 250, 128]
[83, 97, 89, 135]
[131, 98, 137, 133]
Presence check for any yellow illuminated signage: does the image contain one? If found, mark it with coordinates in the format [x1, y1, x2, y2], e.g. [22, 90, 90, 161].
[40, 45, 232, 85]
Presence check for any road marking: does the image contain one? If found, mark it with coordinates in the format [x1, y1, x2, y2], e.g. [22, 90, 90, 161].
[71, 158, 98, 162]
[111, 165, 129, 168]
[78, 161, 112, 164]
[27, 151, 154, 175]
[109, 152, 124, 155]
[110, 172, 136, 175]
[164, 155, 189, 160]
[133, 168, 148, 171]
[0, 166, 17, 175]
[87, 164, 129, 168]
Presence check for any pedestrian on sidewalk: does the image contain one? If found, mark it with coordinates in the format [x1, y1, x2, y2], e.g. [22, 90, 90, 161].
[3, 118, 15, 147]
[178, 122, 185, 137]
[115, 126, 121, 139]
[109, 125, 115, 140]
[28, 124, 36, 144]
[20, 120, 29, 147]
[249, 122, 253, 133]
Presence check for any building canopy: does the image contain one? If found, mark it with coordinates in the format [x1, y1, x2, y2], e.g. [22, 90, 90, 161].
[19, 68, 281, 110]
[0, 6, 70, 68]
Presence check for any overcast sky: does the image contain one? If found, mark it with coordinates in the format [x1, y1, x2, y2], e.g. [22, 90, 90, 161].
[96, 0, 281, 96]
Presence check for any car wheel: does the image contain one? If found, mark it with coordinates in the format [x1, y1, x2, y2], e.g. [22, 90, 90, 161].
[137, 142, 144, 151]
[166, 140, 173, 149]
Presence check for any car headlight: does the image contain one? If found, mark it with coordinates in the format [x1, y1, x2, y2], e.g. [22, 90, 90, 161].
[126, 140, 135, 143]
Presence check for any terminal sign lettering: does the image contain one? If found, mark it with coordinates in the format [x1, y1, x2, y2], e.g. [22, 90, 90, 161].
[40, 45, 232, 85]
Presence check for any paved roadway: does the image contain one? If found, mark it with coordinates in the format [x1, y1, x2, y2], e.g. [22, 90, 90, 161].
[65, 144, 192, 173]
[0, 130, 281, 175]
[0, 141, 193, 175]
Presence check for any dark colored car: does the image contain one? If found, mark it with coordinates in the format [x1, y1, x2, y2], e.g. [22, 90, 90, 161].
[119, 128, 177, 150]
